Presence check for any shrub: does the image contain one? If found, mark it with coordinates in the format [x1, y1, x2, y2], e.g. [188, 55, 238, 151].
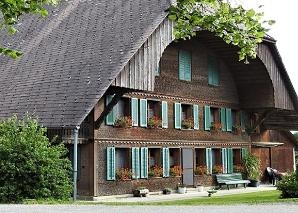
[276, 172, 298, 198]
[241, 153, 261, 180]
[0, 115, 72, 203]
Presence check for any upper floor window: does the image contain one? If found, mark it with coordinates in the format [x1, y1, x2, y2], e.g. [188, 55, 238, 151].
[106, 96, 131, 126]
[208, 56, 219, 86]
[204, 106, 220, 131]
[174, 103, 199, 130]
[179, 50, 191, 81]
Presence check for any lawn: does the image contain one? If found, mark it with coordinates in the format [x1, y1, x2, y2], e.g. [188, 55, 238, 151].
[102, 190, 298, 206]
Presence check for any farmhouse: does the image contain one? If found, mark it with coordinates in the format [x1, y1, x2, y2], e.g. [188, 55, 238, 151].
[0, 0, 297, 197]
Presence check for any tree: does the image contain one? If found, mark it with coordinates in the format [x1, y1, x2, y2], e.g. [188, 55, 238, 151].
[0, 0, 59, 58]
[294, 132, 298, 140]
[0, 115, 72, 203]
[168, 0, 275, 61]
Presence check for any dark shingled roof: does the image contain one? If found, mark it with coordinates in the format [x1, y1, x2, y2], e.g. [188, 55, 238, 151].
[0, 0, 171, 128]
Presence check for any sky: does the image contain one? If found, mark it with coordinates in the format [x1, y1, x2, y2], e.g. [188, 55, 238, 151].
[239, 0, 298, 94]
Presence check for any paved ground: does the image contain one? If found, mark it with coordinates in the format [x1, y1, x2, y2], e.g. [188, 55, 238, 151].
[1, 185, 298, 213]
[93, 184, 278, 203]
[1, 204, 298, 213]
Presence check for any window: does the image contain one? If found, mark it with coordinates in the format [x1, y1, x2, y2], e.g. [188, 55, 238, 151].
[204, 106, 220, 131]
[105, 96, 131, 126]
[221, 148, 233, 174]
[212, 148, 222, 174]
[219, 107, 233, 132]
[175, 103, 199, 129]
[140, 99, 168, 128]
[179, 50, 191, 81]
[208, 56, 219, 86]
[106, 147, 148, 180]
[195, 148, 208, 175]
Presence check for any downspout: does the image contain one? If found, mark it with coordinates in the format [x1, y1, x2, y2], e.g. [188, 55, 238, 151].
[73, 126, 80, 201]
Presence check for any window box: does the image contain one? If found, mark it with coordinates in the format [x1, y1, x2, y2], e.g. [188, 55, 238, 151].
[114, 116, 132, 128]
[181, 117, 194, 129]
[170, 165, 182, 177]
[148, 116, 162, 128]
[116, 168, 133, 181]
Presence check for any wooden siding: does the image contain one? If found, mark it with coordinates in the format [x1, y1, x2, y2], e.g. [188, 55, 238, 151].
[257, 44, 295, 110]
[112, 18, 174, 91]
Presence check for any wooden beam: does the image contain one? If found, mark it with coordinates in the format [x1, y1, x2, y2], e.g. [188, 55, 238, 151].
[94, 90, 127, 129]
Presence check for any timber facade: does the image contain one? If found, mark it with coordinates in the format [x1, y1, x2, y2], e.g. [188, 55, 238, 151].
[0, 0, 297, 197]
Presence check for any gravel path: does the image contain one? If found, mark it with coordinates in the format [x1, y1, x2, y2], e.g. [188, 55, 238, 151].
[0, 204, 298, 213]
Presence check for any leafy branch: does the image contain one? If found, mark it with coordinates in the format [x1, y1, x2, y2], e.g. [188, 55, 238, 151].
[0, 0, 59, 58]
[168, 0, 275, 61]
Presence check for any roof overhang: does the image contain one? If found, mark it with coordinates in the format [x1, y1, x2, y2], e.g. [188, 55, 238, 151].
[252, 141, 284, 148]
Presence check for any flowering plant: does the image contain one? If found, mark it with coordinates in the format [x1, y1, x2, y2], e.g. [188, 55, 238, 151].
[148, 165, 163, 177]
[194, 165, 208, 175]
[170, 165, 182, 176]
[233, 164, 244, 173]
[116, 168, 133, 180]
[182, 117, 194, 129]
[210, 122, 222, 131]
[212, 165, 223, 174]
[114, 116, 132, 128]
[148, 116, 162, 128]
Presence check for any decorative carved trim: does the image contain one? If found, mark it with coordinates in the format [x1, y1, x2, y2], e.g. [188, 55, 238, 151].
[96, 138, 248, 148]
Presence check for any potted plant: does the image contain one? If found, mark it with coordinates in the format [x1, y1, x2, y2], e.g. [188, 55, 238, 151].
[162, 188, 172, 195]
[133, 186, 149, 197]
[148, 165, 163, 177]
[232, 125, 245, 134]
[212, 165, 223, 174]
[114, 116, 132, 128]
[177, 183, 187, 194]
[210, 122, 222, 133]
[147, 116, 162, 128]
[241, 153, 262, 187]
[115, 168, 133, 181]
[170, 165, 182, 177]
[194, 165, 208, 175]
[181, 117, 194, 129]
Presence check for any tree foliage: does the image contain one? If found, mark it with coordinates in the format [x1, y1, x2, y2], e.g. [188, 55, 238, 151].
[276, 172, 298, 198]
[0, 115, 72, 203]
[0, 0, 59, 58]
[168, 0, 275, 61]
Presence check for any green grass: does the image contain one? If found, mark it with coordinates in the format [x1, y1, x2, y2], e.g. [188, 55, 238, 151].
[101, 190, 298, 206]
[22, 190, 298, 205]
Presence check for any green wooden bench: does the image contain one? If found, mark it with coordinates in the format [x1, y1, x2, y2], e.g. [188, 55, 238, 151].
[215, 173, 250, 190]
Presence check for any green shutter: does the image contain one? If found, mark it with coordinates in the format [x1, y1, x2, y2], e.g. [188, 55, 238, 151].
[208, 56, 219, 86]
[155, 64, 160, 76]
[206, 148, 212, 174]
[193, 104, 199, 130]
[131, 98, 139, 126]
[140, 99, 147, 127]
[227, 148, 233, 173]
[240, 111, 246, 130]
[179, 50, 191, 81]
[174, 103, 182, 129]
[131, 147, 140, 179]
[162, 147, 170, 177]
[162, 101, 168, 128]
[221, 148, 227, 174]
[220, 108, 226, 131]
[106, 95, 115, 125]
[226, 108, 232, 132]
[106, 147, 115, 180]
[241, 148, 248, 159]
[140, 147, 148, 178]
[204, 106, 211, 130]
